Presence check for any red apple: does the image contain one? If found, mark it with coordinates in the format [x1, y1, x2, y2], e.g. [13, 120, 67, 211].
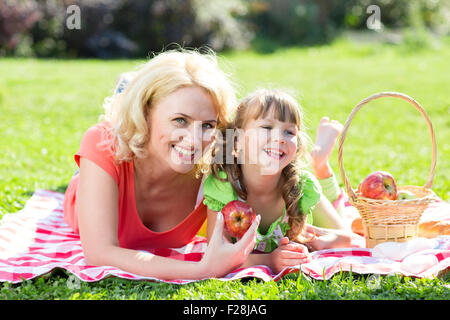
[359, 171, 398, 200]
[222, 200, 256, 239]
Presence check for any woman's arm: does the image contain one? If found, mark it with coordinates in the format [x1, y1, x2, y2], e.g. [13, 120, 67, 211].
[77, 157, 260, 280]
[206, 209, 269, 267]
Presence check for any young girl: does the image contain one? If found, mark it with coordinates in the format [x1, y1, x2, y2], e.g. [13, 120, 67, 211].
[203, 89, 352, 274]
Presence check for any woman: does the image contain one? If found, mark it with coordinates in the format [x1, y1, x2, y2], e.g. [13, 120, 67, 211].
[63, 49, 261, 280]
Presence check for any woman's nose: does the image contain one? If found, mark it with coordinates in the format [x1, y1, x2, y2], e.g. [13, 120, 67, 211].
[182, 121, 203, 147]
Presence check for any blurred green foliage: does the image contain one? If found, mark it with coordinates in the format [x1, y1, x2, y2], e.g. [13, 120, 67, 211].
[0, 0, 251, 57]
[0, 0, 449, 57]
[248, 0, 449, 52]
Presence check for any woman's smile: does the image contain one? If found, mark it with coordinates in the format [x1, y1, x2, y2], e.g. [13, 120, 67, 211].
[172, 144, 196, 162]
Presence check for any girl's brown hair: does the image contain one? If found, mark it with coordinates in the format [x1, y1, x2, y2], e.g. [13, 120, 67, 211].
[210, 89, 312, 243]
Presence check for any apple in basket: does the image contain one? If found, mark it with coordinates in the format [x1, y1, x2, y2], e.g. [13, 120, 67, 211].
[358, 171, 398, 200]
[222, 200, 256, 239]
[396, 190, 416, 200]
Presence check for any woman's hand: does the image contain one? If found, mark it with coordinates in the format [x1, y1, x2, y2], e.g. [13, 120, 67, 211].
[268, 237, 311, 274]
[200, 212, 261, 278]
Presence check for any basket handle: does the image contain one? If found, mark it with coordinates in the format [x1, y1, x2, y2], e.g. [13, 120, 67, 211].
[338, 92, 437, 202]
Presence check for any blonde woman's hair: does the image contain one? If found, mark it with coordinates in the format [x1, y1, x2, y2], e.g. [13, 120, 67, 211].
[101, 48, 237, 163]
[210, 88, 313, 243]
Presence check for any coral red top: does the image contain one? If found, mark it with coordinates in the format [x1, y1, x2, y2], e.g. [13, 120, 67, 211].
[63, 122, 206, 251]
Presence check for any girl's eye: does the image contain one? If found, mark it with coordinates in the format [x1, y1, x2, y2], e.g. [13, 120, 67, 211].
[174, 118, 186, 125]
[285, 129, 295, 136]
[261, 126, 272, 130]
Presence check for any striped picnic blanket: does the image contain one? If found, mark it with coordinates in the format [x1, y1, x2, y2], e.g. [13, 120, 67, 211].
[0, 189, 449, 284]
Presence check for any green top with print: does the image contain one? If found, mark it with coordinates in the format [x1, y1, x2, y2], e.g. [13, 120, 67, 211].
[202, 170, 322, 253]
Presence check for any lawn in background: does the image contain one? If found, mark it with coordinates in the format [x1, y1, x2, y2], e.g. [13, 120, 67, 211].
[0, 37, 449, 299]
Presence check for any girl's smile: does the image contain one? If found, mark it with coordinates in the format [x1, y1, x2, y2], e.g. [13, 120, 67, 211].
[240, 116, 299, 175]
[263, 147, 286, 160]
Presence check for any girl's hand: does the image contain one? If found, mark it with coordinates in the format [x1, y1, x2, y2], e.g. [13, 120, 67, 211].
[200, 212, 261, 278]
[304, 225, 352, 251]
[268, 237, 311, 274]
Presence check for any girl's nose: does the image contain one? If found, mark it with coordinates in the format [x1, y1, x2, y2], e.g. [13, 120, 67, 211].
[272, 130, 287, 144]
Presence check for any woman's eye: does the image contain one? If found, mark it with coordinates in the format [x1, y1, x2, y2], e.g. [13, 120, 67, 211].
[174, 118, 186, 125]
[261, 126, 272, 130]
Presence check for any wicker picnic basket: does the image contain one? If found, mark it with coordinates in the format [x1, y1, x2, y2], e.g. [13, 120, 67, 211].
[337, 92, 438, 248]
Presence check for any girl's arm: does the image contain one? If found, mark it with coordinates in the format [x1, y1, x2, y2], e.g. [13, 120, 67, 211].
[206, 209, 309, 274]
[312, 160, 341, 203]
[307, 196, 352, 250]
[77, 157, 260, 280]
[310, 195, 346, 230]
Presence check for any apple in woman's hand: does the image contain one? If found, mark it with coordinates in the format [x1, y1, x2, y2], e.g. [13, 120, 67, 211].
[359, 171, 398, 200]
[222, 201, 256, 239]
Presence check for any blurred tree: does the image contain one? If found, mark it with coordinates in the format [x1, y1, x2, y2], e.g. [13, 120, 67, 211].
[0, 0, 41, 56]
[247, 0, 449, 52]
[343, 0, 449, 32]
[0, 0, 251, 58]
[112, 0, 251, 56]
[246, 0, 350, 51]
[0, 0, 448, 57]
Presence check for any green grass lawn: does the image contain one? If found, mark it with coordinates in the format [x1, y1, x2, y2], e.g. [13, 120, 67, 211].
[0, 37, 449, 299]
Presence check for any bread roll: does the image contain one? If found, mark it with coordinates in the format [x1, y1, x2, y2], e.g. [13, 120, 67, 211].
[351, 217, 364, 236]
[419, 220, 450, 238]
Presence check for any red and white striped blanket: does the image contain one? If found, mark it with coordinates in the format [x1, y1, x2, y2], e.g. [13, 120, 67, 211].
[0, 189, 449, 284]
